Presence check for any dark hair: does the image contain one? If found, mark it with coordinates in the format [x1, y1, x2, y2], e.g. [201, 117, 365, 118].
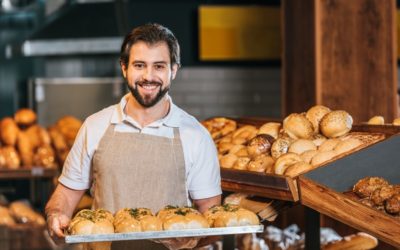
[120, 23, 181, 68]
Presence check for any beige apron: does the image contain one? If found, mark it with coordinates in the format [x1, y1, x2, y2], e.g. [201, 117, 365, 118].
[91, 124, 188, 250]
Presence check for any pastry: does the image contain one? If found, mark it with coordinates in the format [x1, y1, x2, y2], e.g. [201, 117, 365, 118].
[353, 177, 389, 198]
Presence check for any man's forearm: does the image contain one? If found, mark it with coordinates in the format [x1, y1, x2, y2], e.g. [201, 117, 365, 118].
[193, 195, 221, 213]
[45, 184, 86, 218]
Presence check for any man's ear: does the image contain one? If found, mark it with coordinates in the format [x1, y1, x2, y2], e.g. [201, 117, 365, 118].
[121, 62, 127, 78]
[171, 64, 179, 80]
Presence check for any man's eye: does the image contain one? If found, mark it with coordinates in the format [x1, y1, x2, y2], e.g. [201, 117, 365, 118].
[155, 65, 165, 70]
[134, 64, 144, 69]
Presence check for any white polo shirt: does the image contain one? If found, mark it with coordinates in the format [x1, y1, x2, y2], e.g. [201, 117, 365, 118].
[59, 94, 222, 200]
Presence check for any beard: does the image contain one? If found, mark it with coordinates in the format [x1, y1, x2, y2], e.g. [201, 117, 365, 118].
[127, 80, 169, 108]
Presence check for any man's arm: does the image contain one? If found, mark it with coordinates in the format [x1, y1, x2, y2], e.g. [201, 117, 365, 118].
[45, 184, 86, 238]
[193, 194, 222, 213]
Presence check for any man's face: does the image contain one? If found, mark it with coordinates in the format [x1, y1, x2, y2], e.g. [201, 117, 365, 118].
[121, 41, 178, 108]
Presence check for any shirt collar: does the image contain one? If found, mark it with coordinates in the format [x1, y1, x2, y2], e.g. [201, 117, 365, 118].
[110, 93, 181, 128]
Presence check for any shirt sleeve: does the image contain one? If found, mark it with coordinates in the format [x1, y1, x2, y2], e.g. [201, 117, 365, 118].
[58, 121, 92, 190]
[187, 132, 222, 200]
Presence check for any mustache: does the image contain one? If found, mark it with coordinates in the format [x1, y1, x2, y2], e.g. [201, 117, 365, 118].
[135, 80, 162, 87]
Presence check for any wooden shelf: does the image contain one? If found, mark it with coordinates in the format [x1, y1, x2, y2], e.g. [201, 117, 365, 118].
[0, 167, 58, 179]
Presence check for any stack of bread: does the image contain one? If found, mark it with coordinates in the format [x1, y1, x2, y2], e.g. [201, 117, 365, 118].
[0, 109, 57, 169]
[203, 105, 384, 177]
[351, 177, 400, 218]
[48, 115, 82, 165]
[0, 108, 82, 169]
[0, 201, 45, 227]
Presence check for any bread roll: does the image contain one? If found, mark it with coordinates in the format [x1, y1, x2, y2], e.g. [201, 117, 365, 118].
[228, 144, 245, 155]
[367, 116, 384, 125]
[288, 139, 317, 155]
[283, 113, 314, 139]
[56, 116, 83, 147]
[162, 207, 208, 230]
[2, 146, 20, 169]
[9, 201, 45, 225]
[69, 209, 114, 235]
[370, 185, 396, 206]
[274, 153, 302, 175]
[33, 145, 57, 168]
[25, 125, 51, 147]
[320, 110, 353, 138]
[204, 204, 259, 227]
[385, 193, 400, 214]
[232, 157, 251, 170]
[353, 177, 389, 198]
[300, 150, 318, 164]
[312, 134, 327, 147]
[246, 134, 274, 158]
[247, 155, 274, 173]
[257, 122, 281, 139]
[319, 138, 341, 152]
[393, 118, 400, 126]
[17, 131, 33, 167]
[0, 206, 15, 226]
[322, 232, 378, 250]
[306, 105, 331, 133]
[220, 153, 238, 169]
[114, 208, 161, 232]
[333, 138, 362, 155]
[284, 162, 313, 177]
[271, 137, 292, 159]
[14, 109, 37, 127]
[218, 142, 234, 154]
[235, 147, 249, 157]
[311, 150, 337, 166]
[0, 117, 19, 146]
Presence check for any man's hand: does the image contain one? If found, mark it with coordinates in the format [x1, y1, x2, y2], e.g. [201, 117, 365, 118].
[47, 213, 70, 244]
[157, 237, 200, 250]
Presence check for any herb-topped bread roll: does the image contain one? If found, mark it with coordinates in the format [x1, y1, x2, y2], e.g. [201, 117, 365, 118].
[68, 209, 114, 235]
[204, 204, 259, 228]
[158, 206, 209, 230]
[114, 208, 162, 232]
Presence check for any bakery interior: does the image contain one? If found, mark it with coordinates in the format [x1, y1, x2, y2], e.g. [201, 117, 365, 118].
[0, 0, 399, 249]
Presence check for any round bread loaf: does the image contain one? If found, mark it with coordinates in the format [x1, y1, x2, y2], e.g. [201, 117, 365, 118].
[320, 110, 353, 138]
[220, 154, 238, 169]
[162, 207, 209, 230]
[257, 122, 281, 139]
[271, 137, 292, 159]
[283, 113, 314, 139]
[14, 108, 37, 127]
[306, 105, 331, 133]
[319, 138, 341, 152]
[393, 118, 400, 126]
[204, 204, 259, 228]
[247, 134, 274, 158]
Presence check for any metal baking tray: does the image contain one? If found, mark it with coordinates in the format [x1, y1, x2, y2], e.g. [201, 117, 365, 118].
[65, 225, 264, 243]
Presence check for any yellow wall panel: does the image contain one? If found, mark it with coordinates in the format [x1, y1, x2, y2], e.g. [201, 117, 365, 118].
[199, 6, 281, 61]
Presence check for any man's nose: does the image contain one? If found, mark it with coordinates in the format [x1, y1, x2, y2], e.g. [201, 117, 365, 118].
[142, 67, 154, 81]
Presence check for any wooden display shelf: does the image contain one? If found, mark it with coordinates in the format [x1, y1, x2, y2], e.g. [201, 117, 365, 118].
[299, 133, 400, 247]
[0, 167, 58, 179]
[219, 118, 399, 202]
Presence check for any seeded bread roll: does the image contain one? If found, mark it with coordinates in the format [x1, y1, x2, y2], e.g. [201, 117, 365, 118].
[271, 137, 292, 159]
[283, 113, 314, 139]
[247, 134, 274, 158]
[320, 110, 353, 138]
[306, 105, 331, 133]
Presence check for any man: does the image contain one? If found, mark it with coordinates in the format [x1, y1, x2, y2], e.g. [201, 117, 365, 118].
[45, 23, 222, 249]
